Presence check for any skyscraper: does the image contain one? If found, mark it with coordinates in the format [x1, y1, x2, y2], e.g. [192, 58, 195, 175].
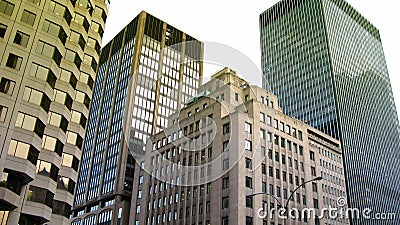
[71, 11, 203, 225]
[130, 67, 348, 225]
[0, 0, 108, 224]
[260, 0, 400, 224]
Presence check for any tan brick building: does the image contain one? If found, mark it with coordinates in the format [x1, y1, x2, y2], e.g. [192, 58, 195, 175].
[0, 0, 108, 224]
[130, 68, 348, 225]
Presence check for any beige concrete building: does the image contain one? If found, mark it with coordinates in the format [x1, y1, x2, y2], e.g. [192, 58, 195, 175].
[130, 68, 348, 225]
[0, 0, 108, 224]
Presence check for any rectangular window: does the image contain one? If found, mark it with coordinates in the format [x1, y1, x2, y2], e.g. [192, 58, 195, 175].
[6, 53, 22, 70]
[0, 23, 6, 37]
[74, 13, 89, 32]
[0, 0, 14, 16]
[14, 31, 29, 47]
[245, 196, 253, 208]
[246, 216, 253, 225]
[222, 197, 229, 209]
[245, 140, 252, 151]
[266, 115, 271, 125]
[0, 105, 8, 122]
[21, 10, 36, 26]
[245, 157, 252, 169]
[245, 176, 252, 188]
[222, 177, 229, 189]
[223, 123, 230, 134]
[223, 141, 229, 152]
[260, 129, 265, 139]
[0, 77, 15, 95]
[36, 41, 62, 65]
[222, 159, 229, 170]
[49, 1, 72, 24]
[310, 151, 315, 161]
[43, 20, 67, 44]
[273, 119, 278, 129]
[260, 112, 265, 123]
[245, 122, 252, 133]
[15, 112, 45, 137]
[7, 139, 39, 164]
[311, 166, 316, 176]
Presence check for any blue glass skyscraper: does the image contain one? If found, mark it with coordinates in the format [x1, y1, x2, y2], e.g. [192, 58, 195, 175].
[260, 0, 400, 224]
[71, 11, 203, 225]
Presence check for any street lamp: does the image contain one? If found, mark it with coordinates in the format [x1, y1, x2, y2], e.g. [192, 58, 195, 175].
[247, 176, 323, 224]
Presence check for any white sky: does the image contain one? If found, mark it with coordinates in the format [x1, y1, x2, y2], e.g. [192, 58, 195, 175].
[102, 0, 400, 118]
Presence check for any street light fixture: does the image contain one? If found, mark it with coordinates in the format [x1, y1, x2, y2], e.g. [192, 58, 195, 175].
[247, 176, 323, 224]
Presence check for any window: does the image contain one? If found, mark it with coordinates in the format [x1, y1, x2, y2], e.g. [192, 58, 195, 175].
[222, 141, 229, 152]
[43, 20, 67, 44]
[312, 182, 318, 192]
[0, 77, 15, 95]
[36, 41, 62, 65]
[91, 21, 103, 37]
[60, 70, 78, 89]
[36, 160, 58, 181]
[223, 123, 230, 134]
[23, 86, 51, 112]
[222, 197, 229, 209]
[0, 0, 14, 16]
[49, 1, 72, 24]
[57, 176, 75, 194]
[260, 129, 265, 139]
[311, 166, 316, 176]
[54, 89, 73, 110]
[65, 49, 82, 68]
[246, 216, 253, 225]
[245, 158, 252, 169]
[260, 112, 265, 123]
[6, 53, 22, 70]
[15, 112, 45, 137]
[273, 119, 278, 129]
[246, 196, 253, 208]
[0, 105, 7, 122]
[14, 31, 29, 47]
[298, 131, 303, 140]
[222, 217, 228, 225]
[245, 122, 252, 133]
[245, 176, 252, 188]
[21, 10, 36, 26]
[73, 13, 90, 32]
[286, 125, 291, 134]
[235, 93, 239, 101]
[29, 63, 56, 88]
[48, 111, 68, 132]
[269, 184, 274, 195]
[279, 121, 284, 131]
[42, 135, 63, 156]
[269, 166, 273, 177]
[26, 186, 54, 208]
[245, 140, 252, 151]
[62, 153, 78, 171]
[310, 151, 315, 161]
[7, 139, 39, 164]
[222, 159, 229, 170]
[27, 0, 40, 5]
[0, 23, 6, 37]
[222, 177, 229, 189]
[266, 115, 271, 125]
[262, 163, 266, 174]
[292, 128, 297, 138]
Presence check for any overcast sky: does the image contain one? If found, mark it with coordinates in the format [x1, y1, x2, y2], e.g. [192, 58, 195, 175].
[102, 0, 400, 119]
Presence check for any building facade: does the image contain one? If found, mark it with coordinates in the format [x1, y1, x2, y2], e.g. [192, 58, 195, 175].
[71, 11, 203, 225]
[130, 68, 347, 225]
[0, 0, 108, 224]
[260, 0, 400, 223]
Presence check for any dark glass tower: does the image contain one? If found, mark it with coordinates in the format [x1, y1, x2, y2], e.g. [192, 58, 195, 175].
[71, 11, 203, 225]
[260, 0, 400, 224]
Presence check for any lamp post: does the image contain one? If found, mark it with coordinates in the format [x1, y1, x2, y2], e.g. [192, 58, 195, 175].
[247, 176, 323, 225]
